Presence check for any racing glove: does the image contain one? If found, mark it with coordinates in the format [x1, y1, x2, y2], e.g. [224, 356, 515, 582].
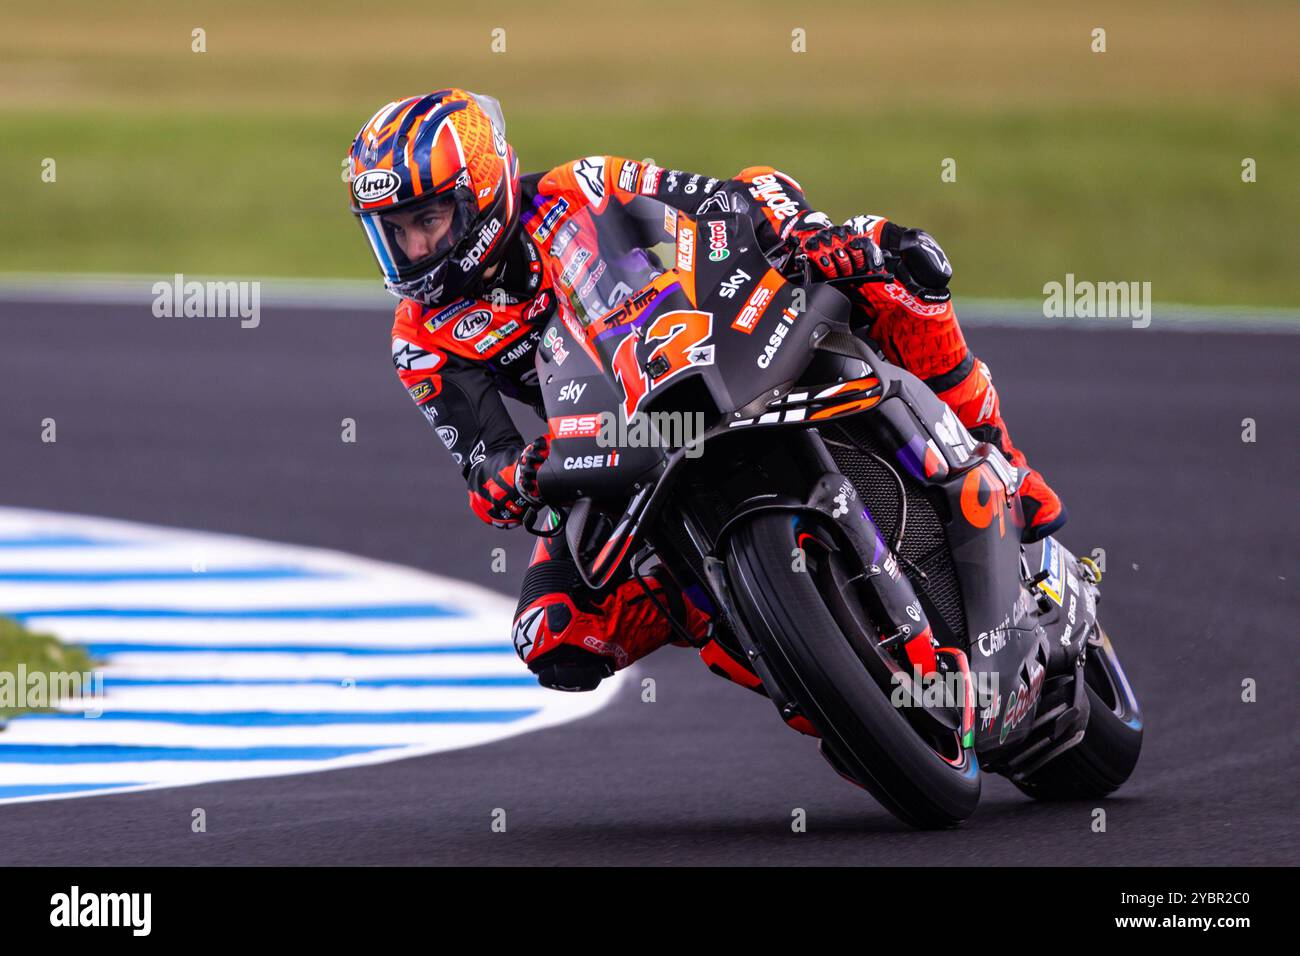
[874, 221, 953, 304]
[469, 436, 550, 528]
[799, 225, 889, 282]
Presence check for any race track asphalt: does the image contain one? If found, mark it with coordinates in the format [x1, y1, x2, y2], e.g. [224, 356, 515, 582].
[0, 298, 1296, 865]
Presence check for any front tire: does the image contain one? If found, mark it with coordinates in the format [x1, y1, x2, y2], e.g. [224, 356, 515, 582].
[726, 512, 981, 829]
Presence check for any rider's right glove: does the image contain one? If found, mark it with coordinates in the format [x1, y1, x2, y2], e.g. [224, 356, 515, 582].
[799, 225, 888, 282]
[468, 436, 550, 528]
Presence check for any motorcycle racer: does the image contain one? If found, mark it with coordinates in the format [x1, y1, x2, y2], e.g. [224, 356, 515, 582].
[347, 89, 1065, 695]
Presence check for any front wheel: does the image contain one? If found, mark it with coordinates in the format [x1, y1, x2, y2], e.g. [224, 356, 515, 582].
[1013, 625, 1143, 800]
[725, 512, 981, 829]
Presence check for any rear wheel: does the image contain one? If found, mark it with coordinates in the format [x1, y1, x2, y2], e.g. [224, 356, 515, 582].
[726, 512, 980, 829]
[1013, 625, 1143, 800]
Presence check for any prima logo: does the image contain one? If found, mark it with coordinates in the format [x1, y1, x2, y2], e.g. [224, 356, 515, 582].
[151, 274, 261, 328]
[352, 168, 401, 204]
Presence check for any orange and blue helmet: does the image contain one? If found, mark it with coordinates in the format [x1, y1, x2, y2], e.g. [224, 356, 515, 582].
[347, 89, 520, 305]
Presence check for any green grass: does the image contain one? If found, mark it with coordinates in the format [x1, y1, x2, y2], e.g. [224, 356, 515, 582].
[5, 105, 1295, 305]
[0, 616, 96, 720]
[1, 0, 1297, 306]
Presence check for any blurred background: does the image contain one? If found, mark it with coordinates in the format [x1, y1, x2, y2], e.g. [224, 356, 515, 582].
[2, 0, 1296, 306]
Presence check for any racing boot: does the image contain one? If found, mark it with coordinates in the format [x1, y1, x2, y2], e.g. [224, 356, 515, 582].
[933, 355, 1067, 543]
[513, 564, 710, 692]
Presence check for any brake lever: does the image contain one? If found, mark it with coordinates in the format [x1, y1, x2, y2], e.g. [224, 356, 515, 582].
[522, 505, 567, 538]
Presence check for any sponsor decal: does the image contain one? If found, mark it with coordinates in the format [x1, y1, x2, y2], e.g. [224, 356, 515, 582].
[573, 157, 606, 205]
[435, 425, 458, 448]
[999, 660, 1045, 743]
[459, 218, 503, 271]
[696, 191, 731, 214]
[706, 220, 729, 261]
[883, 282, 950, 316]
[618, 161, 641, 193]
[684, 174, 701, 195]
[452, 309, 493, 341]
[531, 198, 569, 243]
[551, 413, 603, 438]
[469, 440, 486, 467]
[935, 405, 977, 463]
[662, 207, 678, 237]
[550, 220, 579, 256]
[560, 247, 592, 287]
[640, 164, 663, 194]
[665, 170, 681, 191]
[759, 308, 795, 369]
[392, 338, 442, 371]
[424, 297, 475, 331]
[473, 319, 519, 354]
[976, 614, 1013, 657]
[563, 452, 620, 470]
[732, 283, 776, 333]
[578, 259, 607, 298]
[558, 380, 587, 403]
[543, 326, 569, 365]
[748, 172, 800, 221]
[719, 267, 751, 299]
[512, 606, 544, 660]
[406, 380, 434, 403]
[352, 168, 401, 204]
[675, 221, 695, 272]
[497, 330, 539, 366]
[1038, 537, 1066, 606]
[525, 290, 552, 321]
[960, 462, 1009, 538]
[419, 404, 439, 428]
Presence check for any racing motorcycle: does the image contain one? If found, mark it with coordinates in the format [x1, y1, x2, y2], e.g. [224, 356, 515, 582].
[525, 196, 1143, 828]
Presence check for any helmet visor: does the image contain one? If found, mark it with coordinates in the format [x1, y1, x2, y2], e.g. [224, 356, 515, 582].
[357, 186, 478, 284]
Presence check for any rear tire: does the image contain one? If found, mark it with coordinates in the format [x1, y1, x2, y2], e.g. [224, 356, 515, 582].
[1014, 626, 1143, 800]
[726, 513, 980, 829]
